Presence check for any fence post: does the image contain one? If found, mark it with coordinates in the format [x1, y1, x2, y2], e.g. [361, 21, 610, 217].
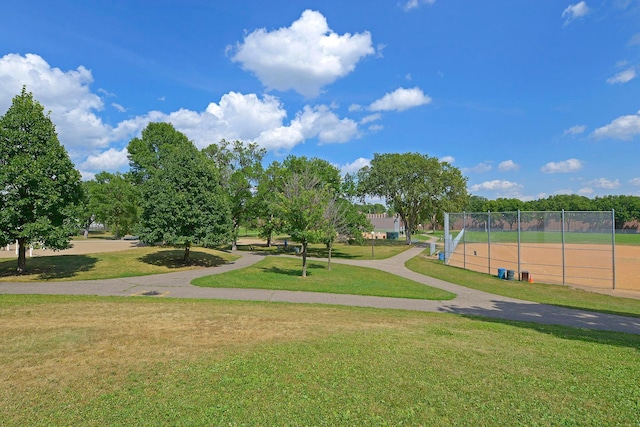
[463, 212, 467, 269]
[487, 211, 491, 275]
[561, 210, 566, 285]
[612, 209, 616, 290]
[517, 210, 521, 279]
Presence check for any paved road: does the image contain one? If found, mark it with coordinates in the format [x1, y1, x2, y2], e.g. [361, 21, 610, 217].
[1, 246, 639, 335]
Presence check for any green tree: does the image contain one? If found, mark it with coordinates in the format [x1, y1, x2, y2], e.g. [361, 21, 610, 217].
[0, 87, 83, 272]
[127, 122, 232, 261]
[358, 152, 468, 244]
[85, 172, 140, 239]
[203, 140, 265, 250]
[275, 170, 333, 277]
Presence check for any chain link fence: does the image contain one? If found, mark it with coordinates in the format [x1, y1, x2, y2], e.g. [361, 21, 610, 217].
[444, 211, 616, 289]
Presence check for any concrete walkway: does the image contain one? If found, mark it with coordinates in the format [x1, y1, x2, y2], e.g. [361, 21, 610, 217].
[1, 247, 639, 335]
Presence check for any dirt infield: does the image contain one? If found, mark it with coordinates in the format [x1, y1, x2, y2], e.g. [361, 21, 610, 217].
[0, 239, 141, 258]
[448, 242, 640, 292]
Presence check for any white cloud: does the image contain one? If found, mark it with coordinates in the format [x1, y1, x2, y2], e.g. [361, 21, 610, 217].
[402, 0, 436, 11]
[369, 87, 432, 112]
[497, 160, 520, 172]
[0, 53, 113, 156]
[562, 124, 586, 136]
[111, 102, 126, 112]
[562, 1, 589, 26]
[80, 148, 129, 171]
[360, 113, 382, 124]
[469, 180, 522, 194]
[368, 124, 384, 132]
[230, 10, 375, 97]
[463, 162, 492, 174]
[339, 157, 371, 175]
[578, 187, 594, 196]
[0, 53, 362, 175]
[606, 67, 637, 84]
[541, 158, 583, 174]
[592, 110, 640, 140]
[629, 178, 640, 186]
[441, 156, 455, 164]
[587, 178, 620, 189]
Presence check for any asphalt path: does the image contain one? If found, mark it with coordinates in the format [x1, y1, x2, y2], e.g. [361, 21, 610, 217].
[1, 246, 639, 335]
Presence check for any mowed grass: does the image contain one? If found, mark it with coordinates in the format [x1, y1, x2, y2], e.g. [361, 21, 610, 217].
[1, 295, 638, 426]
[235, 240, 413, 260]
[193, 256, 455, 300]
[0, 247, 239, 282]
[406, 252, 640, 317]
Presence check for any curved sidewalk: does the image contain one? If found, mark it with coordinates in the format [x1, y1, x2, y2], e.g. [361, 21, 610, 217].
[1, 247, 639, 335]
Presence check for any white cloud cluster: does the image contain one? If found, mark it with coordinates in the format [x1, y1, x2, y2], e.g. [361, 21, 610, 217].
[562, 1, 589, 26]
[541, 158, 583, 174]
[592, 110, 640, 140]
[606, 67, 637, 84]
[339, 157, 371, 175]
[498, 160, 520, 172]
[463, 162, 492, 174]
[0, 53, 113, 156]
[562, 124, 586, 136]
[469, 180, 522, 193]
[368, 87, 432, 112]
[402, 0, 436, 11]
[230, 10, 375, 97]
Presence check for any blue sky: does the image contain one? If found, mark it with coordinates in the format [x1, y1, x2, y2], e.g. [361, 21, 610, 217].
[1, 0, 639, 201]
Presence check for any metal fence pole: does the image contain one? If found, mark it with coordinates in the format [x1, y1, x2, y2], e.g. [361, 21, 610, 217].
[612, 209, 617, 290]
[463, 212, 467, 269]
[517, 210, 521, 279]
[561, 210, 566, 285]
[488, 211, 491, 275]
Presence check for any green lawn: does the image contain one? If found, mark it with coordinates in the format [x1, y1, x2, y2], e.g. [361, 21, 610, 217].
[235, 240, 413, 260]
[193, 256, 455, 300]
[1, 295, 638, 426]
[0, 247, 239, 282]
[406, 253, 640, 317]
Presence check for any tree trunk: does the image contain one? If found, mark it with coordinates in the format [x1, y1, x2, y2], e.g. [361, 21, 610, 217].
[327, 243, 332, 271]
[17, 238, 27, 273]
[301, 242, 308, 278]
[183, 244, 191, 262]
[266, 235, 272, 247]
[231, 239, 237, 251]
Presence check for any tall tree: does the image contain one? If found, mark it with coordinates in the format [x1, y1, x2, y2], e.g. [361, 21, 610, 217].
[0, 87, 83, 272]
[85, 172, 140, 239]
[358, 152, 468, 244]
[127, 122, 232, 261]
[275, 170, 333, 277]
[203, 140, 265, 250]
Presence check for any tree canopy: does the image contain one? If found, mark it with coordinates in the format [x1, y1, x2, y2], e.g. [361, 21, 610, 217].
[0, 87, 83, 272]
[358, 152, 468, 244]
[127, 122, 232, 260]
[84, 172, 140, 239]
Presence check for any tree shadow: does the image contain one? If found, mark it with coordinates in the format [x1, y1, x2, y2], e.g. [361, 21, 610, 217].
[305, 247, 359, 259]
[0, 255, 99, 280]
[138, 249, 227, 269]
[438, 300, 640, 348]
[260, 263, 324, 277]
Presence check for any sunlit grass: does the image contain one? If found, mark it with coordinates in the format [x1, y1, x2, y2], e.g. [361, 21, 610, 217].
[1, 295, 638, 426]
[193, 256, 455, 300]
[0, 247, 239, 282]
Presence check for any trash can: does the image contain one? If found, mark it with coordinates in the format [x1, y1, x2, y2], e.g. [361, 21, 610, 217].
[438, 252, 444, 261]
[497, 268, 506, 279]
[521, 271, 530, 282]
[506, 270, 515, 280]
[386, 231, 399, 240]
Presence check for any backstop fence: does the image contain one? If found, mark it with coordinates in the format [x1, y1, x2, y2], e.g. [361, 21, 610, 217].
[444, 211, 616, 289]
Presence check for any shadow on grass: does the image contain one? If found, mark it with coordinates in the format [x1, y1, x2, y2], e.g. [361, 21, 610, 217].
[439, 300, 640, 345]
[138, 249, 227, 269]
[0, 255, 99, 280]
[260, 263, 325, 277]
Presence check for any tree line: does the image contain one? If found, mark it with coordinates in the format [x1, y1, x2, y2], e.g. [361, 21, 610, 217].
[2, 89, 469, 275]
[465, 195, 640, 230]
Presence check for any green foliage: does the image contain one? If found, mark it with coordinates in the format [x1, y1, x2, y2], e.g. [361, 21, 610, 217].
[84, 172, 140, 239]
[127, 123, 232, 259]
[0, 87, 83, 272]
[358, 152, 468, 243]
[202, 140, 265, 248]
